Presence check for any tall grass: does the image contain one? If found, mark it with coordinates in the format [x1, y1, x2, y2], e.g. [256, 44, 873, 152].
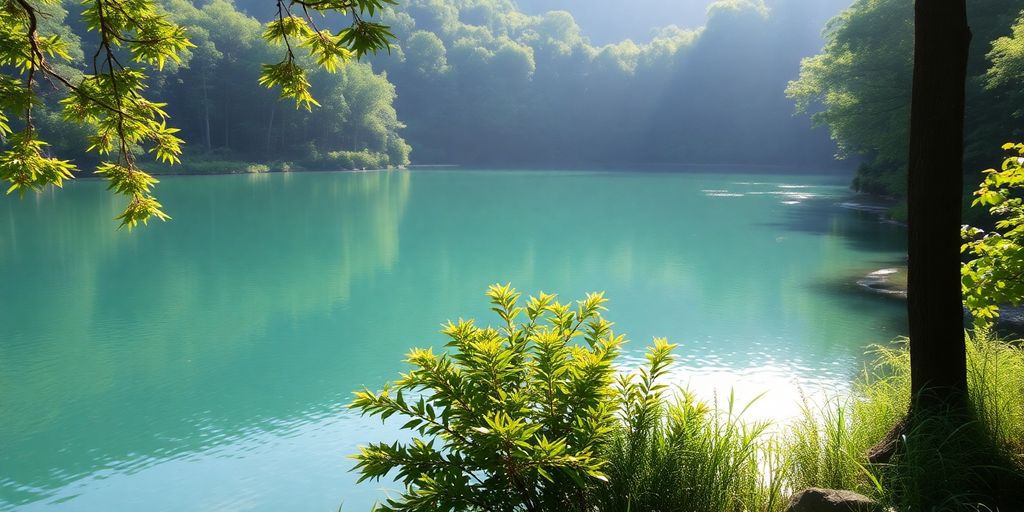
[580, 331, 1024, 511]
[786, 330, 1024, 510]
[593, 389, 787, 512]
[967, 331, 1024, 451]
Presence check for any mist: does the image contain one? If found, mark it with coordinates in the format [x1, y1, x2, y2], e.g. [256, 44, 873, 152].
[361, 0, 857, 167]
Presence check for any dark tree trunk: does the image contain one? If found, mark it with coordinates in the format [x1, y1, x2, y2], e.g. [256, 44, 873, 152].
[905, 0, 971, 408]
[868, 0, 973, 470]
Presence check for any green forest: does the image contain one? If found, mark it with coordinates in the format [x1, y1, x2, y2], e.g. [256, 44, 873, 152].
[9, 0, 1024, 199]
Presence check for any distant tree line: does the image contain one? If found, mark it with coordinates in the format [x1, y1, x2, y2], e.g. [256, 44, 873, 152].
[25, 0, 1024, 185]
[365, 0, 845, 166]
[222, 0, 843, 168]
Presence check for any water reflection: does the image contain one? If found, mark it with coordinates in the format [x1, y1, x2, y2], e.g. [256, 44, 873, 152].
[1, 171, 410, 506]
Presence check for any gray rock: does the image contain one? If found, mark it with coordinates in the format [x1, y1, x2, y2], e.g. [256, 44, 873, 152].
[786, 487, 883, 512]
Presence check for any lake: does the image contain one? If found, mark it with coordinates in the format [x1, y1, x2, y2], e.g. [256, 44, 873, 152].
[0, 169, 907, 510]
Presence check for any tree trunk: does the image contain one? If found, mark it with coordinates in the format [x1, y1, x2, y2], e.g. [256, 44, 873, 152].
[905, 0, 971, 408]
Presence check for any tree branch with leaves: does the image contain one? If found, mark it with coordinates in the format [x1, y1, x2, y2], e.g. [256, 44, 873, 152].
[0, 0, 396, 227]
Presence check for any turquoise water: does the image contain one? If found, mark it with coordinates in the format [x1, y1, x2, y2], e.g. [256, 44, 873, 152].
[0, 169, 906, 510]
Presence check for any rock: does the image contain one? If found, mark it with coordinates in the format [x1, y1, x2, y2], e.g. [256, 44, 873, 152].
[786, 488, 884, 512]
[856, 267, 907, 299]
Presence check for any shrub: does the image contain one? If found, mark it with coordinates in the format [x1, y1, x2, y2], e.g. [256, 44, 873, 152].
[963, 142, 1024, 324]
[387, 134, 412, 166]
[325, 150, 390, 170]
[351, 284, 627, 511]
[325, 151, 355, 169]
[148, 158, 255, 174]
[270, 161, 301, 173]
[351, 149, 388, 169]
[350, 285, 783, 512]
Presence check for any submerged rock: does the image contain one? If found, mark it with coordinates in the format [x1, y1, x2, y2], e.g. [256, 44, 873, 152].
[857, 267, 907, 299]
[855, 266, 1024, 334]
[786, 488, 884, 512]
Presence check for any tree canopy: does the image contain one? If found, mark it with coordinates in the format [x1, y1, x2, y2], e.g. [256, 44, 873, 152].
[1, 0, 397, 226]
[356, 0, 845, 166]
[788, 0, 1024, 200]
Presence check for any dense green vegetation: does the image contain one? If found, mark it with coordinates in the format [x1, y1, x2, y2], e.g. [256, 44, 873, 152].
[788, 0, 1024, 200]
[6, 0, 879, 228]
[2, 0, 402, 225]
[153, 0, 411, 170]
[9, 0, 1024, 223]
[354, 0, 845, 166]
[352, 286, 1024, 511]
[789, 330, 1024, 510]
[963, 142, 1024, 324]
[351, 285, 786, 511]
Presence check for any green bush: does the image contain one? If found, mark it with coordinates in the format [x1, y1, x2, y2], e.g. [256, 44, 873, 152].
[324, 151, 355, 169]
[148, 158, 256, 174]
[351, 150, 388, 170]
[350, 285, 784, 512]
[351, 284, 626, 511]
[387, 134, 412, 166]
[325, 150, 390, 170]
[963, 142, 1024, 325]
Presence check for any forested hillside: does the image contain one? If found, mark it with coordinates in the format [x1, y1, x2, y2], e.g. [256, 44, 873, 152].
[789, 0, 1024, 200]
[356, 0, 849, 166]
[37, 0, 984, 173]
[179, 0, 852, 168]
[28, 0, 411, 172]
[21, 0, 1024, 175]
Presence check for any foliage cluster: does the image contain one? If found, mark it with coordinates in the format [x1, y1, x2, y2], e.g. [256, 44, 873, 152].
[322, 149, 390, 169]
[350, 284, 783, 511]
[1, 0, 401, 226]
[787, 0, 1024, 199]
[335, 0, 846, 166]
[157, 0, 410, 167]
[1, 0, 192, 226]
[963, 142, 1024, 324]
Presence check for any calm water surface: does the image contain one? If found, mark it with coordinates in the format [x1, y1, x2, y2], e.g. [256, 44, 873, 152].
[0, 169, 906, 510]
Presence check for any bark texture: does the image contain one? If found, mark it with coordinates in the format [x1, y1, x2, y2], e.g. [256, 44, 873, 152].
[906, 0, 971, 408]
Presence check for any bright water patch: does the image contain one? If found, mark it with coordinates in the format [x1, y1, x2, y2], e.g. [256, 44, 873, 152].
[0, 169, 906, 510]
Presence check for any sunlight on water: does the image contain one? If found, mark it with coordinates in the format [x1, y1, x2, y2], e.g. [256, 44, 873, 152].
[0, 169, 906, 510]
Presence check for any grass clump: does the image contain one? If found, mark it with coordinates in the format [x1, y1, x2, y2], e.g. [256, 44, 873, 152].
[787, 330, 1024, 511]
[596, 389, 785, 512]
